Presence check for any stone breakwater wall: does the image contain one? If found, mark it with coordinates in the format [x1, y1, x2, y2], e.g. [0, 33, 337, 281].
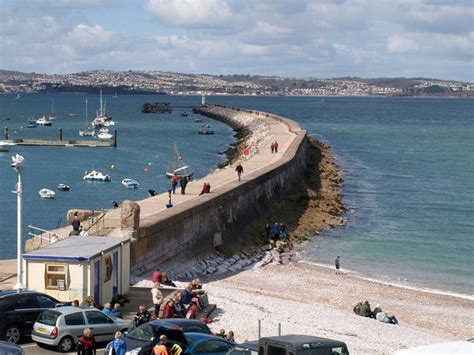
[130, 105, 309, 275]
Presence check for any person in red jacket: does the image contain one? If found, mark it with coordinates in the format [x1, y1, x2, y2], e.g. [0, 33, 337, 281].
[273, 141, 279, 153]
[162, 299, 176, 318]
[76, 328, 96, 355]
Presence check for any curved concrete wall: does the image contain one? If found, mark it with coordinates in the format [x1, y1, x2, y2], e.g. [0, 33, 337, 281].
[130, 105, 309, 275]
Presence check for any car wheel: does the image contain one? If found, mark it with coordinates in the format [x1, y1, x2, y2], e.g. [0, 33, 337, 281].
[58, 336, 74, 352]
[3, 324, 22, 344]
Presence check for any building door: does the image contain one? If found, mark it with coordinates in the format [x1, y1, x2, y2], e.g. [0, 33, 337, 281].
[112, 251, 119, 296]
[93, 259, 100, 304]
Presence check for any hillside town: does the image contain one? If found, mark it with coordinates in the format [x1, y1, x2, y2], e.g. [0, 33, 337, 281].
[0, 69, 472, 97]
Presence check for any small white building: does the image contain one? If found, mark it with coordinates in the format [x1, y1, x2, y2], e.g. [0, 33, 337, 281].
[23, 236, 130, 305]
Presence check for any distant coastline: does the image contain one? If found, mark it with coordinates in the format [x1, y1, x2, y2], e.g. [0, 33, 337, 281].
[1, 68, 472, 97]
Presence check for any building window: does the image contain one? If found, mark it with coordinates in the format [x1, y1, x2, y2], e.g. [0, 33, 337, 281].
[45, 263, 68, 290]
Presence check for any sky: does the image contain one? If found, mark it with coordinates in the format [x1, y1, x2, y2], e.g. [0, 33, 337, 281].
[0, 0, 473, 81]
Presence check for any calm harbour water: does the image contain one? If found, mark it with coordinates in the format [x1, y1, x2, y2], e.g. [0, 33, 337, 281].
[1, 94, 473, 295]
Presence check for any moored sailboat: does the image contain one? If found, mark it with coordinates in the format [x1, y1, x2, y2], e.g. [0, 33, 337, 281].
[166, 142, 194, 179]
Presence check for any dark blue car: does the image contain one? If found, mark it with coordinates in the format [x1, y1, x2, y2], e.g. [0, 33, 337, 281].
[184, 332, 235, 355]
[124, 319, 214, 355]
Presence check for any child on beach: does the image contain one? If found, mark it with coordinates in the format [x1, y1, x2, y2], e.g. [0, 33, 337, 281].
[335, 256, 341, 274]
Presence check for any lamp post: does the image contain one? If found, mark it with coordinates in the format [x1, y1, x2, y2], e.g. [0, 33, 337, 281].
[11, 154, 25, 290]
[166, 189, 173, 208]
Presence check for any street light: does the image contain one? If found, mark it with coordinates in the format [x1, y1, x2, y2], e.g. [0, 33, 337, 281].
[11, 154, 25, 290]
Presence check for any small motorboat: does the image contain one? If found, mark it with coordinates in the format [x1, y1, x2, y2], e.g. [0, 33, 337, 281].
[99, 127, 109, 134]
[39, 188, 56, 199]
[103, 120, 115, 127]
[79, 128, 95, 137]
[68, 112, 78, 117]
[198, 129, 214, 135]
[194, 118, 203, 123]
[201, 124, 212, 128]
[180, 112, 188, 117]
[122, 178, 140, 189]
[97, 132, 113, 140]
[36, 116, 53, 126]
[0, 141, 15, 152]
[83, 170, 111, 181]
[27, 120, 37, 128]
[57, 183, 70, 191]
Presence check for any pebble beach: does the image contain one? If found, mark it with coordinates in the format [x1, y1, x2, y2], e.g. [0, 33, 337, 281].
[203, 261, 473, 355]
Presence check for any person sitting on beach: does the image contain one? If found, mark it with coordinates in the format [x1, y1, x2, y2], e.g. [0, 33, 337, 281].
[226, 331, 235, 343]
[109, 303, 123, 319]
[162, 299, 177, 318]
[134, 305, 151, 327]
[173, 292, 186, 318]
[152, 268, 161, 283]
[160, 272, 177, 287]
[216, 329, 226, 339]
[199, 182, 211, 195]
[353, 301, 362, 315]
[180, 286, 194, 305]
[358, 300, 372, 317]
[186, 301, 200, 319]
[102, 303, 112, 316]
[372, 304, 398, 324]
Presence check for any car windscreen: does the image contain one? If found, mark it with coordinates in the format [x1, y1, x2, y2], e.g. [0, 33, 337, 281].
[127, 324, 155, 341]
[37, 310, 61, 326]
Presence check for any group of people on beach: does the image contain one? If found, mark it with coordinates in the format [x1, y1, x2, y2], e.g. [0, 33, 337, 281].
[149, 269, 210, 322]
[353, 300, 399, 325]
[264, 222, 288, 240]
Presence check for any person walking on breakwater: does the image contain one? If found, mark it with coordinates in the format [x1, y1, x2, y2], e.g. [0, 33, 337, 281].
[151, 282, 163, 318]
[271, 142, 275, 153]
[274, 140, 279, 153]
[171, 173, 179, 194]
[180, 176, 189, 195]
[335, 256, 341, 274]
[235, 163, 244, 181]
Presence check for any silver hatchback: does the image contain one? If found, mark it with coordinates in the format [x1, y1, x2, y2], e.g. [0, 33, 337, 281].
[31, 306, 132, 352]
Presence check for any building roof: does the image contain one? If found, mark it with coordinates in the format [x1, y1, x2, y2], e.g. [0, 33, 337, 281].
[23, 236, 130, 262]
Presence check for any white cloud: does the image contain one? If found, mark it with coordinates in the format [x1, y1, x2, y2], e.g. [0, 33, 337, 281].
[387, 35, 421, 54]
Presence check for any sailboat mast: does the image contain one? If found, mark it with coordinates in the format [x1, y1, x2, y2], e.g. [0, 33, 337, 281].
[99, 88, 103, 117]
[85, 98, 88, 126]
[51, 99, 54, 115]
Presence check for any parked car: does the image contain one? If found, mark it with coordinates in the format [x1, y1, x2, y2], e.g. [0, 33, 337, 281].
[258, 334, 349, 355]
[124, 320, 188, 355]
[0, 289, 66, 344]
[160, 318, 212, 335]
[184, 332, 235, 355]
[226, 340, 259, 355]
[0, 340, 25, 354]
[31, 306, 132, 352]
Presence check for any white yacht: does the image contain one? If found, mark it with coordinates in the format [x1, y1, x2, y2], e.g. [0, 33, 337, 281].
[36, 116, 53, 126]
[83, 170, 111, 181]
[122, 178, 140, 189]
[39, 188, 56, 199]
[97, 132, 113, 140]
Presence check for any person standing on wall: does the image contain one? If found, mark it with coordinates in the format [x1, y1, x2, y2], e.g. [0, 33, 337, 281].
[180, 176, 189, 195]
[151, 282, 163, 318]
[70, 212, 82, 236]
[274, 141, 279, 153]
[171, 173, 179, 194]
[235, 163, 244, 181]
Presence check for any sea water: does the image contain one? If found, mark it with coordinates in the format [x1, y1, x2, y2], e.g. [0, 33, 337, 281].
[1, 94, 472, 295]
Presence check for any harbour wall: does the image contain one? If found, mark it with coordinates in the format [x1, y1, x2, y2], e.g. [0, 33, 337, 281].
[130, 105, 309, 275]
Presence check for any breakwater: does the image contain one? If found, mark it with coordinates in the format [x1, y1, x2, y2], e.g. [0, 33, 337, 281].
[128, 104, 309, 275]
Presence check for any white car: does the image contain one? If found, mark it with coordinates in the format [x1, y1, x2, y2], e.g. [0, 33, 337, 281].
[32, 306, 131, 352]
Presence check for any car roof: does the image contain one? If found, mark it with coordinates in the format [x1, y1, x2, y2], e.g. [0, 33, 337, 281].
[41, 306, 100, 315]
[0, 289, 55, 299]
[260, 334, 346, 349]
[235, 341, 259, 350]
[186, 332, 230, 342]
[161, 318, 208, 327]
[0, 340, 23, 351]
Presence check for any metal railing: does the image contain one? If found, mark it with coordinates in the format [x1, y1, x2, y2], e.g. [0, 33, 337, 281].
[84, 210, 107, 235]
[28, 225, 66, 245]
